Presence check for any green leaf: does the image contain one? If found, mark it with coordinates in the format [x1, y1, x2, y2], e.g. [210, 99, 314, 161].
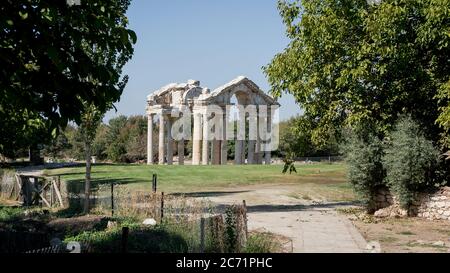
[128, 30, 137, 44]
[19, 11, 28, 20]
[51, 127, 58, 138]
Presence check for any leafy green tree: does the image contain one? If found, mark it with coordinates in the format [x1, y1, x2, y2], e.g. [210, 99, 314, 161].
[42, 129, 72, 160]
[436, 80, 450, 146]
[124, 116, 148, 162]
[79, 102, 103, 213]
[0, 0, 136, 156]
[383, 116, 440, 209]
[341, 127, 385, 212]
[278, 116, 339, 157]
[106, 115, 128, 162]
[264, 0, 449, 148]
[66, 125, 85, 161]
[92, 124, 109, 160]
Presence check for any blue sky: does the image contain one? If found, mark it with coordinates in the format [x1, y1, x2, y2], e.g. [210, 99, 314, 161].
[105, 0, 302, 122]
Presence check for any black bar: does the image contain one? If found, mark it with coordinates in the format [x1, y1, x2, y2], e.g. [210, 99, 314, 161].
[111, 182, 114, 217]
[152, 174, 157, 193]
[160, 192, 164, 221]
[121, 227, 129, 253]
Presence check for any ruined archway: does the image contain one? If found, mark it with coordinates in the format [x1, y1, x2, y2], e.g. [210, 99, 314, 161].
[146, 76, 279, 165]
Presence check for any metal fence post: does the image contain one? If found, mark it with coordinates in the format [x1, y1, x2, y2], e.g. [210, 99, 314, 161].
[152, 174, 157, 193]
[111, 182, 114, 217]
[160, 192, 164, 222]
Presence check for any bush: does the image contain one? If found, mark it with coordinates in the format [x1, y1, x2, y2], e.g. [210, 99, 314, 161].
[224, 206, 238, 253]
[0, 207, 23, 222]
[341, 128, 385, 211]
[383, 116, 440, 209]
[65, 223, 188, 253]
[243, 232, 281, 253]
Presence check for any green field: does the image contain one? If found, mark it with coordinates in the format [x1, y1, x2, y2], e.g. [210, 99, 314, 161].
[44, 163, 354, 201]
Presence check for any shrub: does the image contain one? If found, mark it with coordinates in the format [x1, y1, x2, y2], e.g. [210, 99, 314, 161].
[64, 223, 188, 253]
[243, 232, 281, 253]
[0, 207, 23, 222]
[383, 116, 440, 209]
[224, 206, 237, 253]
[341, 128, 385, 211]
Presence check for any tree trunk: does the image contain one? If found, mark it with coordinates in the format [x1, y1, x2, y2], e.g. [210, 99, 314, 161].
[84, 142, 91, 214]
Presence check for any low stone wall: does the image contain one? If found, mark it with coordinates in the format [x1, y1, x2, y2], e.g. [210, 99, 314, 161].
[372, 187, 450, 221]
[417, 187, 450, 221]
[372, 187, 394, 211]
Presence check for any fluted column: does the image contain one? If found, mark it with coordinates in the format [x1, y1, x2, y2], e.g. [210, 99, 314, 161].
[235, 108, 245, 165]
[192, 112, 202, 165]
[178, 141, 184, 165]
[248, 139, 255, 164]
[147, 114, 154, 165]
[158, 114, 165, 165]
[255, 114, 262, 164]
[235, 140, 243, 165]
[221, 112, 228, 165]
[212, 140, 221, 165]
[265, 109, 272, 165]
[202, 113, 209, 165]
[166, 117, 173, 165]
[255, 134, 262, 164]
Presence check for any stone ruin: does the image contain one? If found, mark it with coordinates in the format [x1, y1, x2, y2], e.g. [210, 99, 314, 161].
[145, 76, 280, 165]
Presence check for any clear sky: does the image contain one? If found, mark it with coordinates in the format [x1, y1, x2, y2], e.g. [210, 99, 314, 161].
[104, 0, 302, 122]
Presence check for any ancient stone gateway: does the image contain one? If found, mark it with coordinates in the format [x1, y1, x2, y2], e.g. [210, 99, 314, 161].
[146, 76, 280, 165]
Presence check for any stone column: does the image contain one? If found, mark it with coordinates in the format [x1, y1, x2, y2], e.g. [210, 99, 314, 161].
[178, 141, 185, 165]
[202, 113, 209, 165]
[264, 109, 272, 165]
[147, 114, 153, 165]
[248, 139, 255, 164]
[221, 112, 228, 165]
[158, 114, 165, 165]
[235, 109, 245, 165]
[255, 114, 262, 164]
[192, 112, 202, 165]
[235, 140, 243, 165]
[166, 117, 173, 165]
[212, 140, 221, 165]
[255, 135, 262, 164]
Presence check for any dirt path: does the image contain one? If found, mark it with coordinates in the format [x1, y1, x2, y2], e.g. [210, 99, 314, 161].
[16, 163, 78, 177]
[200, 184, 368, 253]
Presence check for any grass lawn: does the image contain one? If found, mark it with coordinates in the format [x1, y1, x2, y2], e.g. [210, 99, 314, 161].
[44, 163, 350, 195]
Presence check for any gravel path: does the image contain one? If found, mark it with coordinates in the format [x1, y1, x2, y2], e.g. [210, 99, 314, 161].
[16, 163, 79, 176]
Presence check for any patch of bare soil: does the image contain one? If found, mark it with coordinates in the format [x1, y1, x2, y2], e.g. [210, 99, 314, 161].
[347, 211, 450, 253]
[0, 199, 21, 206]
